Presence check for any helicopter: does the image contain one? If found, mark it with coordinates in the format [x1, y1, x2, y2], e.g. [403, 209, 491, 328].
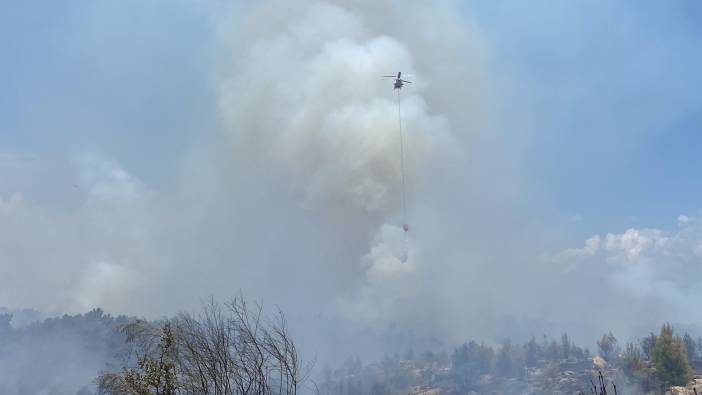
[383, 71, 412, 89]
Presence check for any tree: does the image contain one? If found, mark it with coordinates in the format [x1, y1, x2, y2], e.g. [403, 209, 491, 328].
[597, 332, 618, 362]
[523, 337, 541, 367]
[404, 347, 415, 362]
[651, 323, 692, 387]
[561, 333, 571, 360]
[451, 341, 494, 391]
[683, 333, 698, 362]
[496, 339, 524, 378]
[546, 339, 561, 361]
[98, 321, 177, 395]
[640, 332, 656, 360]
[621, 342, 643, 377]
[98, 297, 309, 395]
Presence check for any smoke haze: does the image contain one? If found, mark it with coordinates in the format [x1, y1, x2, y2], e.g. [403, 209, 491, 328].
[1, 0, 702, 392]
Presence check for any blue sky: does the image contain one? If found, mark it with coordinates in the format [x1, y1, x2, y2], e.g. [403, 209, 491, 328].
[0, 0, 216, 194]
[470, 0, 702, 238]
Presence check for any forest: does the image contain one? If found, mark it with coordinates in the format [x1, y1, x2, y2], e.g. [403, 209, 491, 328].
[2, 302, 701, 394]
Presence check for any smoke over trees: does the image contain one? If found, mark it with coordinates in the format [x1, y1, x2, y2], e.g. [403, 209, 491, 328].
[315, 323, 702, 394]
[0, 309, 129, 394]
[2, 0, 702, 393]
[597, 332, 619, 362]
[1, 302, 701, 394]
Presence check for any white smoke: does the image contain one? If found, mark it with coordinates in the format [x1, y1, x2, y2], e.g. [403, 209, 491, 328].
[205, 2, 531, 359]
[0, 152, 159, 314]
[549, 215, 702, 333]
[4, 1, 701, 381]
[0, 1, 531, 359]
[340, 225, 419, 323]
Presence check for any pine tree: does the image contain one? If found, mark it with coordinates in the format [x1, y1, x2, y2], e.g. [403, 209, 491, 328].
[651, 324, 692, 387]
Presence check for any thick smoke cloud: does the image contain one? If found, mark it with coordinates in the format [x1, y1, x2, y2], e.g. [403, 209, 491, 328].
[203, 0, 539, 357]
[1, 0, 526, 361]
